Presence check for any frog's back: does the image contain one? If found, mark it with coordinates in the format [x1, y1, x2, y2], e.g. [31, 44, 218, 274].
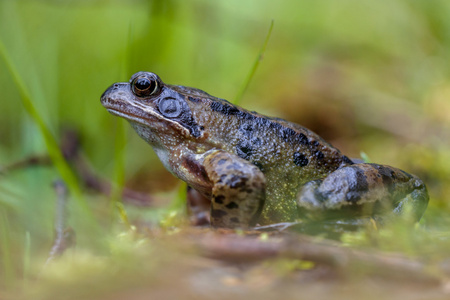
[179, 87, 351, 222]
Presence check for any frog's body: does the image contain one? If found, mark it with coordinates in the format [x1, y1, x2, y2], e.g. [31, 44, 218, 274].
[101, 72, 428, 228]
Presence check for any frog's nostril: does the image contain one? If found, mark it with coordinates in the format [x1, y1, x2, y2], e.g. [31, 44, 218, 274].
[100, 89, 109, 100]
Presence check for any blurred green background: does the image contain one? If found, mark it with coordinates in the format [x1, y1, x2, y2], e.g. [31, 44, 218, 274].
[1, 0, 450, 298]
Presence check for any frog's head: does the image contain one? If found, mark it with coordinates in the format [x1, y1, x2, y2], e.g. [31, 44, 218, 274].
[101, 72, 204, 146]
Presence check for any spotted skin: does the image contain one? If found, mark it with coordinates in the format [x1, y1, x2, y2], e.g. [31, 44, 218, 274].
[203, 150, 265, 228]
[101, 72, 429, 228]
[298, 164, 428, 221]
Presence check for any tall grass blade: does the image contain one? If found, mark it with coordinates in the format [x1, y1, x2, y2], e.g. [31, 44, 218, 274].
[0, 210, 15, 288]
[234, 20, 274, 105]
[111, 119, 129, 228]
[22, 231, 30, 289]
[0, 39, 95, 222]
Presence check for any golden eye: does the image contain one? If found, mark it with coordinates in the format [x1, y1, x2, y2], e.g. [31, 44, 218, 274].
[131, 74, 159, 97]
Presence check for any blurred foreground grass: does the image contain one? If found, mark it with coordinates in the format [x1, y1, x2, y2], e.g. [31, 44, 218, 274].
[1, 0, 450, 299]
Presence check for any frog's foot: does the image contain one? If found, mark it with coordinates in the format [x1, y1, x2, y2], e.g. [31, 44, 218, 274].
[297, 163, 429, 222]
[203, 150, 266, 229]
[186, 186, 211, 226]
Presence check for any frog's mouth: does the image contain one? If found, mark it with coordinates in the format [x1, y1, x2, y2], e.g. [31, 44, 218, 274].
[105, 107, 148, 125]
[101, 97, 191, 138]
[103, 99, 158, 125]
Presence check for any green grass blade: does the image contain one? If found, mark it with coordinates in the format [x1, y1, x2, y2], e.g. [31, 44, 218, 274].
[111, 118, 129, 228]
[170, 182, 188, 211]
[360, 151, 372, 163]
[0, 210, 15, 288]
[23, 231, 30, 288]
[0, 39, 95, 221]
[234, 20, 274, 105]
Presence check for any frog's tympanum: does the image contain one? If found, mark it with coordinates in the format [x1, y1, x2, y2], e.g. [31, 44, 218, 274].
[101, 72, 429, 229]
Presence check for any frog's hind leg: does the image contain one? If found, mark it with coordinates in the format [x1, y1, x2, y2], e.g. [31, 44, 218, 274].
[297, 163, 429, 223]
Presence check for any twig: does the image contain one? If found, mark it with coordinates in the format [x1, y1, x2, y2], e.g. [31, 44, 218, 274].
[0, 130, 155, 206]
[0, 155, 51, 175]
[45, 180, 76, 265]
[193, 232, 447, 282]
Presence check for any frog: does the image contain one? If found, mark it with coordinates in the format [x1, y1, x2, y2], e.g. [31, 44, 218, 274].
[100, 71, 429, 229]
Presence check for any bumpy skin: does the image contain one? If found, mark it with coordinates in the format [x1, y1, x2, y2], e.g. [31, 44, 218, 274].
[202, 150, 265, 227]
[297, 164, 428, 222]
[101, 72, 429, 228]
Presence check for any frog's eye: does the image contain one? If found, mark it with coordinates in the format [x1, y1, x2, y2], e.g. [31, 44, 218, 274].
[158, 97, 183, 118]
[131, 75, 160, 97]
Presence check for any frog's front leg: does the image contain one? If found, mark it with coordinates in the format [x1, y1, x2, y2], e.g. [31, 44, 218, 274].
[297, 163, 429, 222]
[186, 186, 211, 226]
[178, 150, 266, 228]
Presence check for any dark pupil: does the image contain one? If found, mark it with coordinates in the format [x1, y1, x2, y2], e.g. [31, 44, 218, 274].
[135, 77, 154, 92]
[158, 97, 182, 118]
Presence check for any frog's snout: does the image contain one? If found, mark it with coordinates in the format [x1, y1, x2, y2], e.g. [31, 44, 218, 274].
[100, 83, 129, 106]
[101, 83, 118, 103]
[100, 86, 111, 103]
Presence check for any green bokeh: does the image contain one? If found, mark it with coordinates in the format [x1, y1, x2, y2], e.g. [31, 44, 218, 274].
[1, 0, 450, 296]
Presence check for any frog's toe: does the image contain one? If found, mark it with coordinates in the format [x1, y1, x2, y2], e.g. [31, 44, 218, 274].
[295, 179, 325, 210]
[392, 177, 429, 221]
[187, 187, 211, 226]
